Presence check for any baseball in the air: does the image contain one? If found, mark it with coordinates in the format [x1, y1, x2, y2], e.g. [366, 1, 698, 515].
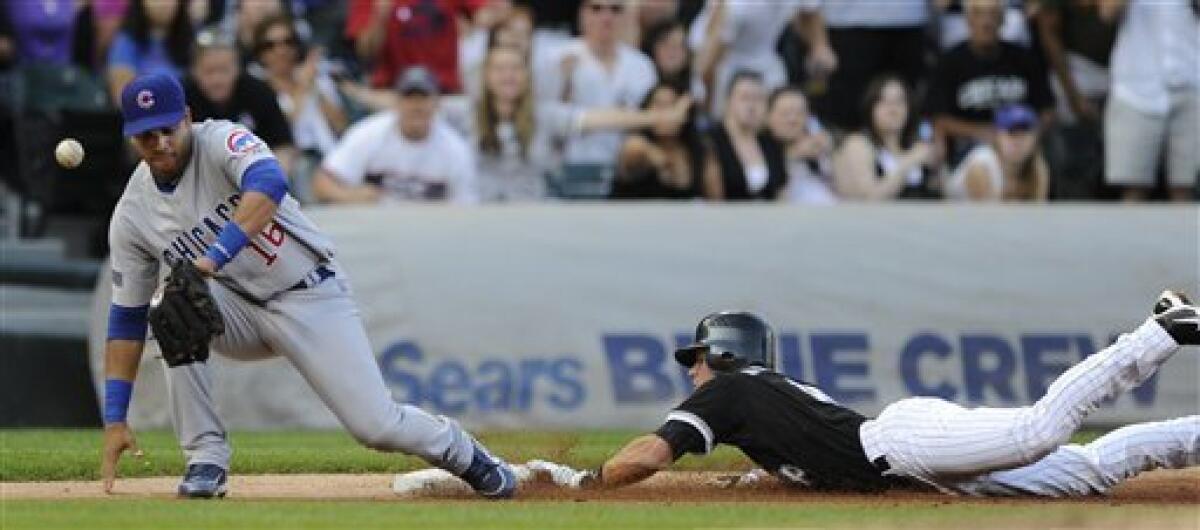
[55, 138, 85, 169]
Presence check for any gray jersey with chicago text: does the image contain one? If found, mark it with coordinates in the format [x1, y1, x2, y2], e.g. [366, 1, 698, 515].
[109, 119, 334, 307]
[108, 119, 482, 480]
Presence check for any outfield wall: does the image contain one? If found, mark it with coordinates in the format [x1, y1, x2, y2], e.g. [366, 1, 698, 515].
[89, 204, 1200, 430]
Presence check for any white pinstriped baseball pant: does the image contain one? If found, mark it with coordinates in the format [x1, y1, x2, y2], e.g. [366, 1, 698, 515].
[859, 317, 1197, 496]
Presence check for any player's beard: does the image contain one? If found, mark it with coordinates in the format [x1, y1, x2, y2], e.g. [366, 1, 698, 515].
[147, 133, 194, 186]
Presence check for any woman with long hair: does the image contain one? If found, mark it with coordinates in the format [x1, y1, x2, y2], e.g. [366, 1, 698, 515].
[640, 19, 693, 96]
[444, 45, 690, 202]
[833, 74, 940, 200]
[945, 104, 1048, 201]
[612, 83, 716, 199]
[252, 15, 347, 157]
[105, 0, 193, 104]
[251, 14, 347, 203]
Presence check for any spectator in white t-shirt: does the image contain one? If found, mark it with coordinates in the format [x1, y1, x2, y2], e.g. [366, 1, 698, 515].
[1101, 0, 1199, 202]
[689, 0, 835, 117]
[535, 0, 658, 165]
[945, 104, 1048, 201]
[313, 66, 478, 204]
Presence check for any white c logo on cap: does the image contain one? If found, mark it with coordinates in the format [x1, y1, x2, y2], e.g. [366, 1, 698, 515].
[136, 90, 155, 109]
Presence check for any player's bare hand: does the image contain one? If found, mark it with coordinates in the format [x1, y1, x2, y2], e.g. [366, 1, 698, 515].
[193, 257, 218, 277]
[101, 423, 143, 493]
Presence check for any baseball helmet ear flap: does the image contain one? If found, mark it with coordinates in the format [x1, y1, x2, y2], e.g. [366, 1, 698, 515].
[705, 346, 743, 372]
[674, 311, 776, 372]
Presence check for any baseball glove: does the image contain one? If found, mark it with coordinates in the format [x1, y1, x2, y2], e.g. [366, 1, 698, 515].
[149, 260, 225, 367]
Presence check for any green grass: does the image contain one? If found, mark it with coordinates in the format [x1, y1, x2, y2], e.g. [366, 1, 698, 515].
[0, 430, 752, 482]
[2, 499, 1195, 530]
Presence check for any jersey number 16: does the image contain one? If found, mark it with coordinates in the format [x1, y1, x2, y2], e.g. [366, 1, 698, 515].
[247, 221, 286, 266]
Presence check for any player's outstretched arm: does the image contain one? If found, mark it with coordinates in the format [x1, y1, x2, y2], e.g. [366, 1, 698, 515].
[529, 434, 676, 490]
[100, 338, 147, 492]
[596, 434, 675, 488]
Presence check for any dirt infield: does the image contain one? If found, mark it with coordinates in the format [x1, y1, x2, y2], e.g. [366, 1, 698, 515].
[4, 468, 1198, 504]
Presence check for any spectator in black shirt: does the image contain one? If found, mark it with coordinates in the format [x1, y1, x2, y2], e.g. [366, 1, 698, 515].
[929, 0, 1053, 162]
[706, 71, 788, 201]
[1034, 0, 1118, 200]
[1036, 0, 1117, 124]
[526, 295, 1200, 498]
[184, 28, 296, 176]
[612, 83, 713, 200]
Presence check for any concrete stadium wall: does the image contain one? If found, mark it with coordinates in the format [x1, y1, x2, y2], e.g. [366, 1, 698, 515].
[89, 204, 1200, 430]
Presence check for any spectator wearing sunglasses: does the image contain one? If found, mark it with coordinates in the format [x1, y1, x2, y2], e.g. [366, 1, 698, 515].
[536, 0, 657, 165]
[252, 15, 348, 204]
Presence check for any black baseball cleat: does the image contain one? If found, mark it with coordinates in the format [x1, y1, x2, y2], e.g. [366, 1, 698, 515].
[1154, 302, 1200, 346]
[1153, 290, 1194, 315]
[177, 463, 227, 499]
[459, 443, 516, 499]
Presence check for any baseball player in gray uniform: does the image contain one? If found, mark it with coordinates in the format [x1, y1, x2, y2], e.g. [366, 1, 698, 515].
[99, 73, 516, 499]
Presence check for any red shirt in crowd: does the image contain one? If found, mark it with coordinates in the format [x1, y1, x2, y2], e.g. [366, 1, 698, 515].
[346, 0, 483, 93]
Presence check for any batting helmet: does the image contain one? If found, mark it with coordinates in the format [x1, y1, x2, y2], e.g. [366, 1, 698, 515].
[674, 311, 776, 372]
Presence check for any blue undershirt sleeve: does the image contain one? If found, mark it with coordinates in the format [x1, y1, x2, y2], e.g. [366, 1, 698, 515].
[107, 303, 150, 341]
[240, 158, 288, 204]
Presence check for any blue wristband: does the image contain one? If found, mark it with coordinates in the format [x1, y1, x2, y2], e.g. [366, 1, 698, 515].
[204, 222, 250, 270]
[103, 379, 133, 424]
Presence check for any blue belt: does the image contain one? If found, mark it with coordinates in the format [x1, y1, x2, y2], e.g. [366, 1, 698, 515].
[289, 265, 334, 291]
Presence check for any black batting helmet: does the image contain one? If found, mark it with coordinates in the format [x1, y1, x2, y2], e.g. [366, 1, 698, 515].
[674, 311, 776, 372]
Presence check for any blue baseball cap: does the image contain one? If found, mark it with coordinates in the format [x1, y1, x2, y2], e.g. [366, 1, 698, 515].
[120, 73, 187, 136]
[994, 104, 1037, 132]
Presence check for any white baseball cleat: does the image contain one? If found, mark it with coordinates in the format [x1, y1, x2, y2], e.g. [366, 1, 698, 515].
[392, 468, 469, 496]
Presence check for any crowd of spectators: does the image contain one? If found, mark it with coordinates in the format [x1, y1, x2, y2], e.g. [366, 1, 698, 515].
[1, 0, 1198, 210]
